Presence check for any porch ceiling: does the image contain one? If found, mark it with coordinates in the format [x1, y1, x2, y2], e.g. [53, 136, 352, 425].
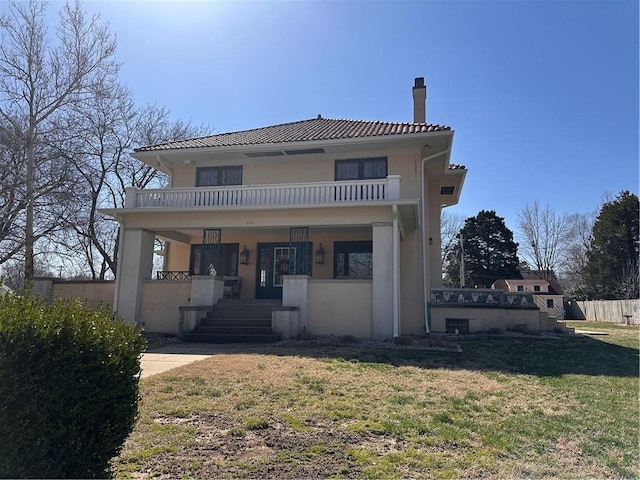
[154, 225, 379, 245]
[103, 201, 419, 232]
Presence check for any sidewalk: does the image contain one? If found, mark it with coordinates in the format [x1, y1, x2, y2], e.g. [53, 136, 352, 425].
[140, 343, 253, 378]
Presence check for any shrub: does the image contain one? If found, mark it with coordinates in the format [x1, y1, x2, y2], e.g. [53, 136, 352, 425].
[0, 294, 147, 478]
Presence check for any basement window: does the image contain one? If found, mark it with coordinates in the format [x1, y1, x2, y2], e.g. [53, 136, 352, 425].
[446, 318, 469, 334]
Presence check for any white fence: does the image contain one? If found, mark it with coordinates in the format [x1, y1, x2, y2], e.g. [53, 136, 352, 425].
[568, 299, 639, 324]
[126, 176, 400, 209]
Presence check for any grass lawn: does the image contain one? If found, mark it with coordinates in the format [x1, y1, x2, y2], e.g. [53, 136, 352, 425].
[113, 322, 639, 479]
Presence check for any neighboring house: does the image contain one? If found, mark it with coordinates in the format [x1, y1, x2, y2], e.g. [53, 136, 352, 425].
[102, 78, 467, 340]
[492, 278, 565, 319]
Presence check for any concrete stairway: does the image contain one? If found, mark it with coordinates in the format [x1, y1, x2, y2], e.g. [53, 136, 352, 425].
[540, 312, 575, 334]
[181, 299, 282, 343]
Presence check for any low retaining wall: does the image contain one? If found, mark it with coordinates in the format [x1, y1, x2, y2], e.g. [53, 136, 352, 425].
[308, 279, 373, 338]
[140, 280, 191, 334]
[429, 288, 551, 333]
[430, 305, 542, 333]
[31, 278, 114, 308]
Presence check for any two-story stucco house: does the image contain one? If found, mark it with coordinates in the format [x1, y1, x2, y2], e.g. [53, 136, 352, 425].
[102, 78, 467, 340]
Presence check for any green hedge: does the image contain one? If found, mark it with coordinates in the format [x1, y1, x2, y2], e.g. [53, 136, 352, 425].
[0, 294, 147, 478]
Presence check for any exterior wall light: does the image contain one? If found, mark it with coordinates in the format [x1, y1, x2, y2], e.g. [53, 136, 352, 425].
[240, 245, 250, 265]
[315, 243, 325, 264]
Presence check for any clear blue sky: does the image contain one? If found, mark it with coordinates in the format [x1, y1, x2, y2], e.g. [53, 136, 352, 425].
[74, 1, 639, 232]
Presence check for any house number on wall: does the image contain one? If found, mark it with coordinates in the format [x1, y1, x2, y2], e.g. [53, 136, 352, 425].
[246, 220, 255, 225]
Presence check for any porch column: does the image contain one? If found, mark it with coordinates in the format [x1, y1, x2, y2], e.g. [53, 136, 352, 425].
[372, 223, 394, 339]
[283, 275, 309, 335]
[114, 228, 155, 324]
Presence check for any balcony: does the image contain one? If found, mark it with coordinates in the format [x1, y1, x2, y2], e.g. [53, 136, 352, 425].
[125, 176, 400, 209]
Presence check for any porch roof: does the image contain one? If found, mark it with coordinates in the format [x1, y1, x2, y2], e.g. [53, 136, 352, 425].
[134, 116, 452, 153]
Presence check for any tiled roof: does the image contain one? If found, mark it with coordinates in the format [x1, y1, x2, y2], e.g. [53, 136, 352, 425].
[135, 116, 452, 153]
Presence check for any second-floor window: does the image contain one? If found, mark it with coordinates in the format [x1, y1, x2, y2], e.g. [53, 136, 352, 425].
[196, 166, 242, 187]
[335, 157, 387, 181]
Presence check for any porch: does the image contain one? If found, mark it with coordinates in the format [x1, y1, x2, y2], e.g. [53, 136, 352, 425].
[134, 275, 376, 340]
[115, 220, 414, 340]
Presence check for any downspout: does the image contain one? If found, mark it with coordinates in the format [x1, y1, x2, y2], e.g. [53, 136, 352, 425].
[420, 148, 450, 334]
[112, 216, 125, 315]
[392, 205, 400, 337]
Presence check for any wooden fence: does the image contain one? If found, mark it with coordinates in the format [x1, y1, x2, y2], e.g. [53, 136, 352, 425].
[567, 299, 639, 324]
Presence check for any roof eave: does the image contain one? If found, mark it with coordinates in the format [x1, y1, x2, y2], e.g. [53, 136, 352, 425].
[132, 130, 455, 161]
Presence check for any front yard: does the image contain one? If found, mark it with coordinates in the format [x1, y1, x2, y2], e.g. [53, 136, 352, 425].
[113, 322, 639, 479]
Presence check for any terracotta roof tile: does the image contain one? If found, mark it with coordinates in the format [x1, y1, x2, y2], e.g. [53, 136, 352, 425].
[135, 117, 452, 153]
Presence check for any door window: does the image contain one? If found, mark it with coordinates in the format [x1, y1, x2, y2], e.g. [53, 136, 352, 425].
[274, 247, 296, 286]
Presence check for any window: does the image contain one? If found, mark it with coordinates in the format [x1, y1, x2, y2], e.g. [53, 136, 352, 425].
[546, 299, 554, 308]
[334, 241, 373, 279]
[533, 285, 541, 292]
[196, 166, 242, 187]
[190, 243, 239, 276]
[335, 157, 387, 181]
[446, 318, 469, 334]
[517, 285, 524, 292]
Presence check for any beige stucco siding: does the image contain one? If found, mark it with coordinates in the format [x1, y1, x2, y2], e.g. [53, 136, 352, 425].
[51, 281, 114, 308]
[308, 280, 372, 337]
[140, 281, 191, 334]
[168, 150, 422, 198]
[399, 229, 425, 335]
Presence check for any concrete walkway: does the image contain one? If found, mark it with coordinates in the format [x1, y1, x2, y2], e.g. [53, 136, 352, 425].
[140, 343, 254, 378]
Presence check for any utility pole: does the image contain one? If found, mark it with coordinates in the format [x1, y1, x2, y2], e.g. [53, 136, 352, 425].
[458, 233, 465, 288]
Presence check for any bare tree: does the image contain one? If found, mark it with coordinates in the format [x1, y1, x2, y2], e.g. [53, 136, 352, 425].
[517, 201, 571, 278]
[440, 209, 465, 277]
[560, 211, 596, 296]
[616, 260, 640, 300]
[0, 0, 118, 279]
[55, 81, 211, 279]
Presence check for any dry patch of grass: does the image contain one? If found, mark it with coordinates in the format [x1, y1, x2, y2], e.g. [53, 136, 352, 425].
[114, 327, 639, 479]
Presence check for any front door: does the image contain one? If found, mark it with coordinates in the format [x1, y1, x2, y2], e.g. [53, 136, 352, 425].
[255, 242, 311, 299]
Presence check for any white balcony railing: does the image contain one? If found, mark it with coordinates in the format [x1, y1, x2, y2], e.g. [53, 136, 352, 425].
[125, 176, 401, 209]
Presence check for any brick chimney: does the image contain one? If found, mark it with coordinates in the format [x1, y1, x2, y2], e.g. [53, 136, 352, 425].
[412, 77, 426, 123]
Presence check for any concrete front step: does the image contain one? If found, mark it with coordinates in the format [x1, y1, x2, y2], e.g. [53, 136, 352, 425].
[183, 299, 282, 344]
[197, 326, 274, 335]
[182, 332, 281, 344]
[201, 318, 271, 327]
[206, 310, 272, 319]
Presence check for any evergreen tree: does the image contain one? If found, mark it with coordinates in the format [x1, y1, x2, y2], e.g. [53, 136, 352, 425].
[585, 191, 639, 299]
[446, 210, 520, 287]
